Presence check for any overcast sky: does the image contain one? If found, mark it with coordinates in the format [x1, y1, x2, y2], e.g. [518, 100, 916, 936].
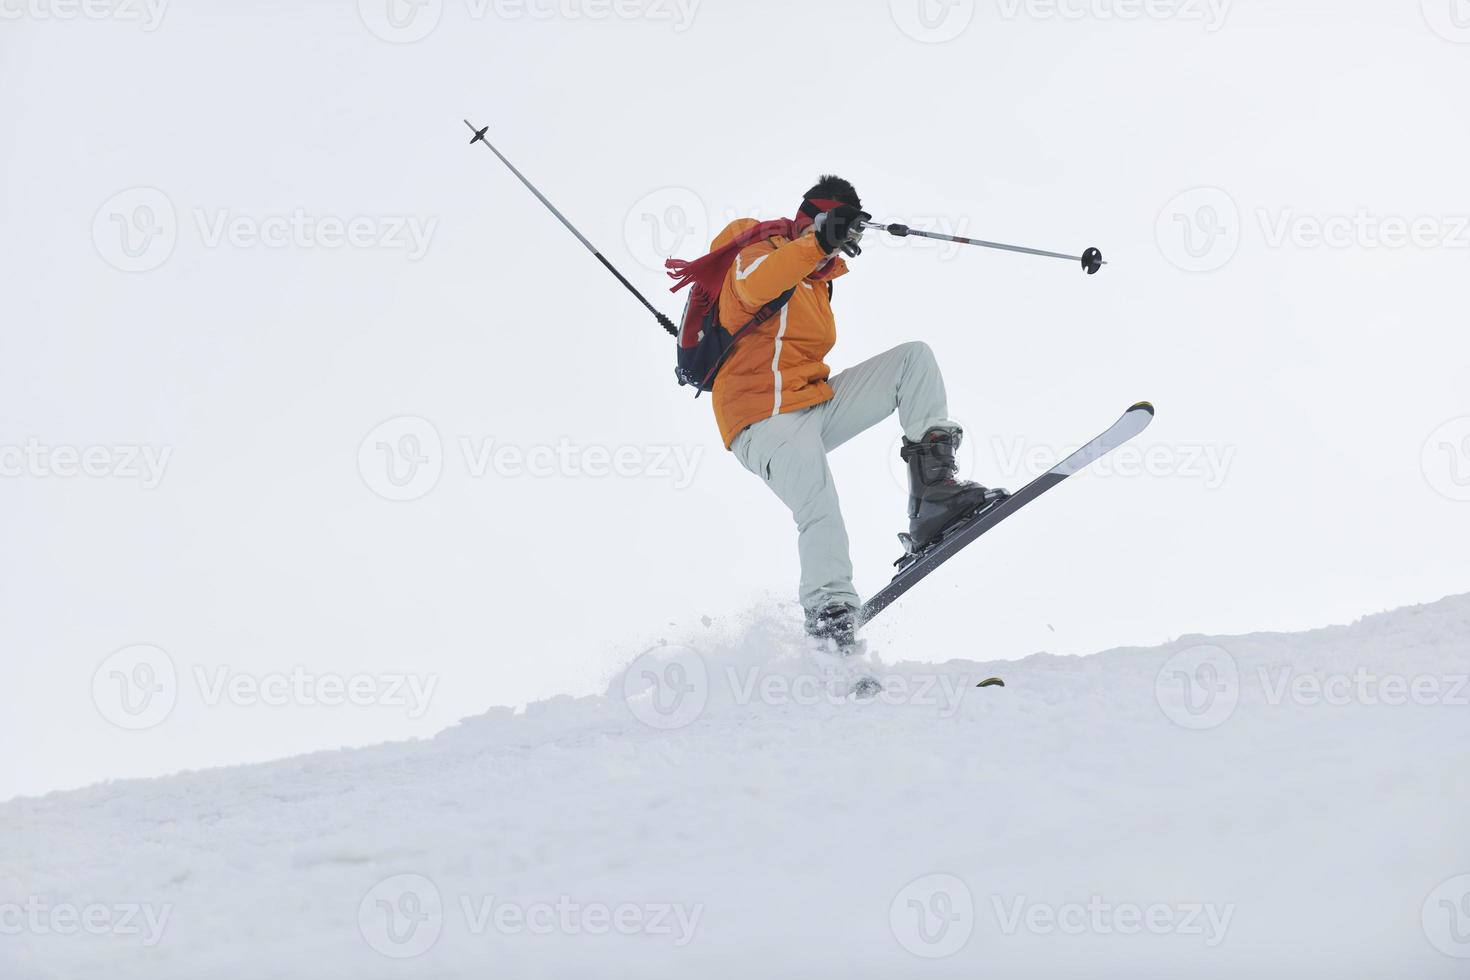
[3, 0, 1468, 800]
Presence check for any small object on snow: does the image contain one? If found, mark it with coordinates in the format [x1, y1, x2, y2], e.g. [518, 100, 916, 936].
[850, 676, 884, 699]
[701, 615, 712, 627]
[976, 677, 1006, 688]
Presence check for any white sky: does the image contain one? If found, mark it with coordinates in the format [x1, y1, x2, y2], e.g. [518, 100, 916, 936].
[3, 0, 1468, 801]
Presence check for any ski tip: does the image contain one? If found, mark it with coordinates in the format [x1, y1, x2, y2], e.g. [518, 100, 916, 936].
[976, 677, 1006, 688]
[1129, 400, 1155, 416]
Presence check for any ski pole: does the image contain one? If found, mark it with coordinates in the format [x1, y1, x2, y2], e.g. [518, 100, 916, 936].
[861, 221, 1106, 275]
[463, 119, 677, 336]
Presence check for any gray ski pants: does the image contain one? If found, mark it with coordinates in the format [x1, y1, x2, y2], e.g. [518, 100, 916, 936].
[730, 341, 956, 614]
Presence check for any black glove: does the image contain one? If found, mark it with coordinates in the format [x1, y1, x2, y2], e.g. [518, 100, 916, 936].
[813, 205, 873, 257]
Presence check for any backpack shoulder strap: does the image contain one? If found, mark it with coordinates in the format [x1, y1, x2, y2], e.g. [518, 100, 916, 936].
[694, 287, 798, 396]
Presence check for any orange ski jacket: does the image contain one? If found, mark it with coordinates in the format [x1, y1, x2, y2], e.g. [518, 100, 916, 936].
[709, 219, 849, 448]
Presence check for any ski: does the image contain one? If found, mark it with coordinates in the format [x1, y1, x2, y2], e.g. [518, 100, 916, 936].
[858, 401, 1155, 626]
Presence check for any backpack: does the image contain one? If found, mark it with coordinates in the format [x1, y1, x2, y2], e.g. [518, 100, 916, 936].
[674, 286, 796, 396]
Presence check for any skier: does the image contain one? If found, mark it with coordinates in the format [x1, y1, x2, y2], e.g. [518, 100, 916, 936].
[463, 123, 1141, 639]
[696, 176, 1007, 646]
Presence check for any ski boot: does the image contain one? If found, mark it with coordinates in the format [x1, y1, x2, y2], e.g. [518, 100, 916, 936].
[804, 603, 858, 651]
[899, 427, 1008, 556]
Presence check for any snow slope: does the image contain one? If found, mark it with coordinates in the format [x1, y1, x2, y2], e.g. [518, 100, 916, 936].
[4, 595, 1469, 978]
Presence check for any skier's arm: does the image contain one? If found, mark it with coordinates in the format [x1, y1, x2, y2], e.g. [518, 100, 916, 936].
[728, 233, 830, 311]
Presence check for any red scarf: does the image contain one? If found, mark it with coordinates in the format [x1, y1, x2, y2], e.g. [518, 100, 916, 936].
[664, 197, 847, 298]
